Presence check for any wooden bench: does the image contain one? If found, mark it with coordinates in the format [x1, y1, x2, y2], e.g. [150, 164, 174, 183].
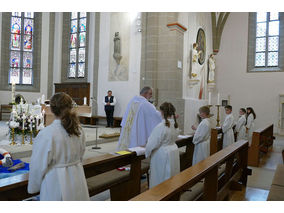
[0, 152, 142, 201]
[79, 115, 122, 127]
[282, 150, 284, 163]
[130, 140, 249, 201]
[0, 136, 194, 201]
[210, 127, 223, 155]
[248, 124, 274, 167]
[267, 164, 284, 201]
[0, 104, 12, 121]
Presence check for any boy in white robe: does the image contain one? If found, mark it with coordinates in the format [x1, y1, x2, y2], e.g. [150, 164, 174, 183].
[222, 105, 235, 148]
[28, 93, 89, 201]
[117, 86, 162, 151]
[235, 108, 247, 141]
[145, 102, 180, 188]
[246, 107, 256, 146]
[191, 106, 211, 165]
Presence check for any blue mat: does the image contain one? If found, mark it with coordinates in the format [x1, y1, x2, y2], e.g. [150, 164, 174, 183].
[0, 154, 29, 179]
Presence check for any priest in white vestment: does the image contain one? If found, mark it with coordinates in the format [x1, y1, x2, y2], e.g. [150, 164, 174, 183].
[191, 106, 211, 165]
[235, 108, 247, 141]
[117, 87, 162, 151]
[222, 105, 235, 148]
[145, 102, 180, 188]
[246, 107, 256, 146]
[28, 93, 89, 201]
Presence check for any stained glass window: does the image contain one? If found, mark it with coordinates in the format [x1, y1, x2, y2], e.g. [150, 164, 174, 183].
[68, 12, 87, 78]
[9, 12, 34, 85]
[255, 12, 280, 67]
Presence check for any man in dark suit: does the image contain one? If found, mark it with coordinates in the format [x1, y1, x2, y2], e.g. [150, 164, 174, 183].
[103, 90, 117, 127]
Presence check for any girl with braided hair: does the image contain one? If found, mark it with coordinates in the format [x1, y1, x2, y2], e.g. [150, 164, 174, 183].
[145, 102, 180, 188]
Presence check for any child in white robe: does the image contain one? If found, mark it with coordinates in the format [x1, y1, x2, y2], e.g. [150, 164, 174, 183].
[246, 107, 256, 146]
[145, 102, 180, 188]
[222, 105, 235, 148]
[191, 106, 211, 165]
[235, 108, 247, 141]
[28, 92, 90, 201]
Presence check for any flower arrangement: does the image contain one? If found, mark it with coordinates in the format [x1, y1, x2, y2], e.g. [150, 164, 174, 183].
[7, 103, 45, 144]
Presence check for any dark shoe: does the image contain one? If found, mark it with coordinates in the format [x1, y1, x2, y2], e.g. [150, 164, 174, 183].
[106, 126, 110, 128]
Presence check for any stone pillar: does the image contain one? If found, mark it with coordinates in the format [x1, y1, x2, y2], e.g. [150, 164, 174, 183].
[140, 12, 187, 132]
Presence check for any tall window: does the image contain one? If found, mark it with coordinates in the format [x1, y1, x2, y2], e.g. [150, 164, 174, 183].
[9, 12, 34, 85]
[68, 12, 87, 78]
[255, 12, 280, 67]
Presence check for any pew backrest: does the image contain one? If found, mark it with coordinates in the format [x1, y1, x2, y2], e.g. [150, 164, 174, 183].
[131, 140, 249, 201]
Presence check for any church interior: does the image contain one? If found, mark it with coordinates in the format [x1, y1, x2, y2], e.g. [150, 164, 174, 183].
[0, 4, 284, 206]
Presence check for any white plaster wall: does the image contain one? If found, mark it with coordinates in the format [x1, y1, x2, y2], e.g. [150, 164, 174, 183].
[215, 12, 284, 133]
[97, 12, 142, 117]
[0, 13, 50, 104]
[179, 12, 213, 133]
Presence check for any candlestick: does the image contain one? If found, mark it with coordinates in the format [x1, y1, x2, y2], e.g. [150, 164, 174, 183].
[10, 128, 16, 145]
[208, 92, 212, 105]
[30, 130, 33, 145]
[216, 105, 221, 127]
[41, 94, 45, 104]
[217, 93, 220, 105]
[22, 129, 25, 145]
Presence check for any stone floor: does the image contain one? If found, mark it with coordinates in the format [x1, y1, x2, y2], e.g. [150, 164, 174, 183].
[229, 135, 284, 201]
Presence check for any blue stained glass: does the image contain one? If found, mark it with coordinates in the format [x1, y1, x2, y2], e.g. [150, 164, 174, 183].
[71, 20, 77, 33]
[10, 51, 21, 68]
[24, 19, 33, 34]
[11, 17, 21, 34]
[11, 34, 21, 50]
[69, 64, 76, 78]
[79, 18, 86, 32]
[24, 35, 33, 51]
[79, 32, 86, 47]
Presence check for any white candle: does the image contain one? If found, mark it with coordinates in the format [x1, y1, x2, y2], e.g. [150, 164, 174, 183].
[30, 120, 32, 132]
[83, 97, 87, 105]
[22, 114, 26, 130]
[208, 92, 212, 105]
[217, 93, 220, 105]
[41, 94, 45, 104]
[35, 116, 38, 131]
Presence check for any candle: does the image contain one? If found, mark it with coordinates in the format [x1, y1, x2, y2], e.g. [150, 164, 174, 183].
[35, 116, 39, 131]
[30, 120, 32, 132]
[83, 97, 87, 105]
[22, 114, 26, 130]
[217, 93, 220, 105]
[41, 94, 45, 104]
[208, 92, 212, 105]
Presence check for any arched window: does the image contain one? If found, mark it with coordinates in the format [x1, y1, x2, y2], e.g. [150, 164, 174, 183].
[68, 12, 87, 78]
[247, 12, 283, 72]
[9, 12, 34, 85]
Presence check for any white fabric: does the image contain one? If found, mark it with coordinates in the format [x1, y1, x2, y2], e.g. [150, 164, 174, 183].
[246, 113, 255, 146]
[235, 115, 247, 141]
[192, 118, 210, 165]
[222, 113, 235, 148]
[28, 119, 90, 201]
[117, 96, 162, 151]
[145, 119, 180, 188]
[103, 96, 117, 106]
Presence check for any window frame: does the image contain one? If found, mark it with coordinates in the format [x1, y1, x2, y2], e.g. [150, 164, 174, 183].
[0, 12, 42, 92]
[247, 12, 284, 73]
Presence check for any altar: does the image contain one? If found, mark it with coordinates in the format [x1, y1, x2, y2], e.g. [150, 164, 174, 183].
[43, 105, 91, 126]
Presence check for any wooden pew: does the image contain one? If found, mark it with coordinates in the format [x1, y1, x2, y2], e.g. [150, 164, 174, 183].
[0, 152, 142, 201]
[282, 150, 284, 163]
[0, 136, 194, 201]
[248, 124, 274, 167]
[267, 164, 284, 201]
[210, 127, 223, 155]
[130, 140, 249, 201]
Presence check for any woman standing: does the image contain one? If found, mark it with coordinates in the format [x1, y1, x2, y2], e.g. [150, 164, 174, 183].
[145, 102, 180, 188]
[28, 92, 89, 201]
[246, 107, 256, 146]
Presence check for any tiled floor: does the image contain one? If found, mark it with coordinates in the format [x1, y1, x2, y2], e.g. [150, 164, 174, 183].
[229, 135, 284, 201]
